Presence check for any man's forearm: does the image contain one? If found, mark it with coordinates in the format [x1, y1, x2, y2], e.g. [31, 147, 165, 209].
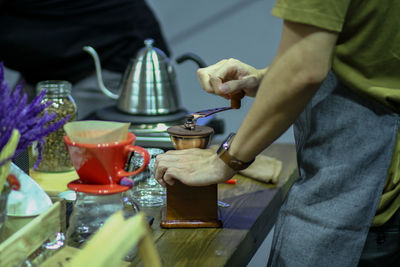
[228, 21, 338, 163]
[229, 55, 323, 162]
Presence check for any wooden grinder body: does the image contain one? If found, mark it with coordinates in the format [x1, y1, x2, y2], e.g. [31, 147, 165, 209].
[160, 125, 222, 228]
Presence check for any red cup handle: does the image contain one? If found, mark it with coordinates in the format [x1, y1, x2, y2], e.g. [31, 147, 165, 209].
[117, 145, 150, 178]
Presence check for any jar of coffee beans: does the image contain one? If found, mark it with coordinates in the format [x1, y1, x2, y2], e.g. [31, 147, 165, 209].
[33, 80, 77, 172]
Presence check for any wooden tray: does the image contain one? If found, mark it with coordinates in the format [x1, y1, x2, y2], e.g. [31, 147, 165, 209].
[0, 200, 132, 266]
[0, 201, 66, 266]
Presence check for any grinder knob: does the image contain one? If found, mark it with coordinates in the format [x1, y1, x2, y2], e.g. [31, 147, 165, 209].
[230, 91, 245, 109]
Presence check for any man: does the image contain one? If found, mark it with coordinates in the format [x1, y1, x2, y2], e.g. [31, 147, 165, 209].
[155, 0, 400, 266]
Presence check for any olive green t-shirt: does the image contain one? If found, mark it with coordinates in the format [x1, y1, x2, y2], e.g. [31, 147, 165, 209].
[272, 0, 400, 226]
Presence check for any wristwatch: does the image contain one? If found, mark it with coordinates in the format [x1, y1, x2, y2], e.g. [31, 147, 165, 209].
[217, 133, 254, 171]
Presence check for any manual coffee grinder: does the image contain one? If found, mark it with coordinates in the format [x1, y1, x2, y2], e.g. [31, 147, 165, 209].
[160, 92, 244, 228]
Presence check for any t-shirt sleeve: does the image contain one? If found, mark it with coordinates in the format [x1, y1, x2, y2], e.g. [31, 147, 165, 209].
[271, 0, 352, 32]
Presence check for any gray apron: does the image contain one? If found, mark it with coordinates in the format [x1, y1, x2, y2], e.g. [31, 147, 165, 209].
[268, 72, 400, 267]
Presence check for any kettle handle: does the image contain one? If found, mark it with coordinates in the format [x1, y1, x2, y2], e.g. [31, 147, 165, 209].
[175, 52, 207, 68]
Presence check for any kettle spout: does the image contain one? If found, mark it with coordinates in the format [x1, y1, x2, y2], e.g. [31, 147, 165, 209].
[83, 46, 119, 100]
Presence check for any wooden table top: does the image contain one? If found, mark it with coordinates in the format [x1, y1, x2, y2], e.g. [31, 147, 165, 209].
[132, 143, 298, 267]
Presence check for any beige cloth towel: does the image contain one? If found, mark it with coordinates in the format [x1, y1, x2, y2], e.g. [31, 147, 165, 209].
[209, 145, 283, 184]
[239, 154, 282, 184]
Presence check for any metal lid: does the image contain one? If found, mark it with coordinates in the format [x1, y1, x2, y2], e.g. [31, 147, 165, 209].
[167, 125, 214, 137]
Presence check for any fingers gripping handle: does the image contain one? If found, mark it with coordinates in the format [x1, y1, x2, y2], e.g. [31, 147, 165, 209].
[118, 146, 150, 178]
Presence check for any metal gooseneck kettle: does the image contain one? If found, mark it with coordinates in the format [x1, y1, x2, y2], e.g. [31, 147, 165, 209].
[83, 39, 206, 116]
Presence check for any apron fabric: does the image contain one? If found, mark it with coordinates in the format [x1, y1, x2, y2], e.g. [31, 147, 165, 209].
[267, 72, 399, 267]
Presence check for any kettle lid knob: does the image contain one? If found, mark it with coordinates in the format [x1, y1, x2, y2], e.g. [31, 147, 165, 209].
[144, 38, 154, 47]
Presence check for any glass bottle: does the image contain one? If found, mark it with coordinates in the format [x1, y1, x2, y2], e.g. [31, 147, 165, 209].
[32, 80, 77, 172]
[66, 191, 139, 248]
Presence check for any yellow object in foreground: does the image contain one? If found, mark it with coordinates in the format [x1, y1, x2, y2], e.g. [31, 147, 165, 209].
[70, 212, 161, 267]
[0, 129, 20, 193]
[29, 169, 78, 197]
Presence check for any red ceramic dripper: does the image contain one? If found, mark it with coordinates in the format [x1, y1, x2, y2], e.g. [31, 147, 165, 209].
[64, 132, 150, 194]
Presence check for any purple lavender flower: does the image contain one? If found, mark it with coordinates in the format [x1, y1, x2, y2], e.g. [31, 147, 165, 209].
[0, 62, 68, 167]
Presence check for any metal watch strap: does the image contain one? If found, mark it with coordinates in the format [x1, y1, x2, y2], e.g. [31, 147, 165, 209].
[217, 133, 254, 171]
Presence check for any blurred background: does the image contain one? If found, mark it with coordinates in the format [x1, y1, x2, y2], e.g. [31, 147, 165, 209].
[3, 0, 293, 144]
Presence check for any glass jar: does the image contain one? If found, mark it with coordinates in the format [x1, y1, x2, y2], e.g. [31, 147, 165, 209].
[66, 191, 139, 248]
[32, 80, 77, 172]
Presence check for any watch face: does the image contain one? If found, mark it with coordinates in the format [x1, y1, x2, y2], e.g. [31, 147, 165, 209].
[222, 142, 229, 150]
[218, 133, 235, 154]
[217, 133, 254, 171]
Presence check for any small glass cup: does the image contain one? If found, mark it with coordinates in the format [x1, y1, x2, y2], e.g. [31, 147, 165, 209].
[130, 148, 166, 207]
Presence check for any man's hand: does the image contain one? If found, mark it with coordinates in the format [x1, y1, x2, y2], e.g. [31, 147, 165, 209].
[154, 148, 236, 187]
[197, 58, 266, 98]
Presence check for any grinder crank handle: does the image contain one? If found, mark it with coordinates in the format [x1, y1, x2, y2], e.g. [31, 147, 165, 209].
[184, 90, 245, 129]
[230, 91, 245, 109]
